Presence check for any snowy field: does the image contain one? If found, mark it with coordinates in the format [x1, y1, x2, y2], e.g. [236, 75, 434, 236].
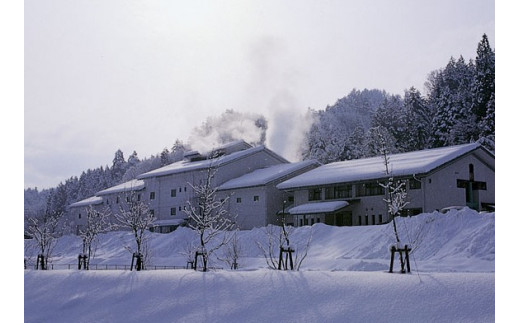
[24, 208, 496, 322]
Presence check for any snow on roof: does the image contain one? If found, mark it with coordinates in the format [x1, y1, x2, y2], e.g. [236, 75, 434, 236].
[278, 143, 484, 190]
[96, 179, 145, 196]
[218, 160, 320, 190]
[69, 196, 104, 208]
[288, 201, 349, 215]
[138, 145, 287, 179]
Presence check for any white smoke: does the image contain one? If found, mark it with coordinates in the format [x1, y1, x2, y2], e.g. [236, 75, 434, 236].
[188, 109, 267, 154]
[265, 90, 316, 162]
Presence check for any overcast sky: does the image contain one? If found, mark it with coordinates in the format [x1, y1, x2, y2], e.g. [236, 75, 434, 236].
[23, 0, 495, 190]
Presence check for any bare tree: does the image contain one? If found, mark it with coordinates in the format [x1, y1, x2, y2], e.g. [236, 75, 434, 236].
[113, 191, 155, 270]
[24, 209, 62, 270]
[256, 221, 313, 271]
[218, 229, 242, 270]
[183, 164, 236, 272]
[78, 205, 112, 269]
[374, 126, 410, 272]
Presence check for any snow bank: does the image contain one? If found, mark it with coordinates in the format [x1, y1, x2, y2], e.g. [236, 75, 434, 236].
[27, 208, 494, 273]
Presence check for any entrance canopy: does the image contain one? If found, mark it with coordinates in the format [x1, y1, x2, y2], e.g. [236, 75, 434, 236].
[288, 201, 349, 215]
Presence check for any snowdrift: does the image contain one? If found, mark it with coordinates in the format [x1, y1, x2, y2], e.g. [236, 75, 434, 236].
[26, 207, 494, 273]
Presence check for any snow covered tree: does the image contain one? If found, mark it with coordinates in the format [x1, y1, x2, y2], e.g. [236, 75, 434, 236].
[473, 34, 495, 143]
[401, 87, 432, 151]
[113, 191, 155, 270]
[78, 205, 112, 269]
[111, 149, 127, 185]
[373, 127, 410, 272]
[183, 162, 236, 272]
[428, 56, 477, 147]
[24, 208, 62, 269]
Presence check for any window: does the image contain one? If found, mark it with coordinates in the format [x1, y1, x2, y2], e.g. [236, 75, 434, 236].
[126, 196, 130, 202]
[171, 189, 177, 197]
[409, 179, 421, 190]
[308, 188, 321, 201]
[356, 182, 384, 196]
[78, 213, 81, 219]
[116, 196, 120, 204]
[325, 185, 352, 199]
[378, 214, 383, 223]
[372, 214, 375, 225]
[288, 196, 294, 203]
[150, 192, 156, 200]
[150, 209, 154, 216]
[253, 195, 259, 202]
[170, 208, 176, 216]
[236, 197, 242, 203]
[137, 194, 141, 201]
[179, 206, 182, 212]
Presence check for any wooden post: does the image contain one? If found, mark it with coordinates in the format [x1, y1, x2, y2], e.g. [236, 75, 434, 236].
[405, 245, 411, 273]
[389, 246, 396, 273]
[130, 252, 135, 271]
[278, 247, 284, 270]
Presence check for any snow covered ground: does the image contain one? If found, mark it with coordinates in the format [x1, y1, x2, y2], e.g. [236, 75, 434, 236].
[24, 208, 496, 322]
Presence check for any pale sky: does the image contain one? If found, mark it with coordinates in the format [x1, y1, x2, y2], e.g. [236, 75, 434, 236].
[23, 0, 495, 190]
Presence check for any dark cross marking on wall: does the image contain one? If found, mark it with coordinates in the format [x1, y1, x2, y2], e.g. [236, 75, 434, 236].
[456, 164, 487, 210]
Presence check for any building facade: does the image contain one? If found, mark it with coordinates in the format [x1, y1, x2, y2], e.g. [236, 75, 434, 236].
[277, 143, 495, 227]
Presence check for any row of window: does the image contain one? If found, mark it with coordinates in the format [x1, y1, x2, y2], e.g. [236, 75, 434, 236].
[309, 179, 421, 201]
[236, 195, 260, 203]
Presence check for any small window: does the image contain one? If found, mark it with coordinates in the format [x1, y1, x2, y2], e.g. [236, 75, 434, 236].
[116, 196, 120, 204]
[184, 187, 187, 192]
[179, 187, 182, 193]
[137, 194, 141, 201]
[126, 196, 130, 202]
[288, 196, 294, 203]
[179, 206, 182, 211]
[78, 213, 81, 219]
[171, 189, 177, 198]
[308, 188, 321, 201]
[236, 197, 242, 203]
[170, 208, 176, 216]
[253, 196, 259, 202]
[378, 214, 383, 223]
[150, 209, 155, 216]
[150, 192, 156, 200]
[409, 179, 421, 190]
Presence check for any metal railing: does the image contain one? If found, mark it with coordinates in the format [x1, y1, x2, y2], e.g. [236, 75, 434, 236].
[24, 262, 223, 271]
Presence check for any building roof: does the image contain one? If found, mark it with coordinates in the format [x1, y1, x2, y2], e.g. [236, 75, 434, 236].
[138, 145, 288, 179]
[218, 160, 320, 190]
[69, 196, 104, 208]
[288, 201, 349, 215]
[278, 143, 490, 190]
[96, 179, 145, 196]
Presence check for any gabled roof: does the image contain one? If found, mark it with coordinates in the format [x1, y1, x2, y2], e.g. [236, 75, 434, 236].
[277, 143, 492, 190]
[138, 145, 288, 179]
[69, 196, 104, 208]
[96, 179, 145, 196]
[218, 160, 320, 190]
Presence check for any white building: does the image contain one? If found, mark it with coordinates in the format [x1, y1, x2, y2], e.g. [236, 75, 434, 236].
[69, 141, 302, 233]
[217, 160, 320, 229]
[277, 143, 495, 227]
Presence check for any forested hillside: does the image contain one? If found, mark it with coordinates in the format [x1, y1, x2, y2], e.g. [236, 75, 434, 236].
[302, 34, 494, 163]
[24, 35, 494, 224]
